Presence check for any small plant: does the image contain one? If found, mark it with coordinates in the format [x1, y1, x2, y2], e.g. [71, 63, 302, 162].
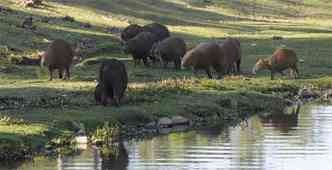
[91, 122, 120, 146]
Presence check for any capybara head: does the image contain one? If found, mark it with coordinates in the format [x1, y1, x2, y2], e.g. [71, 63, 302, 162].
[150, 42, 162, 62]
[252, 58, 271, 74]
[181, 50, 195, 69]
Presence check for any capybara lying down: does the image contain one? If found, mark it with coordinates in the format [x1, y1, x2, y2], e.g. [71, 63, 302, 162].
[142, 22, 170, 42]
[123, 31, 157, 66]
[40, 39, 74, 80]
[220, 38, 241, 74]
[120, 24, 143, 42]
[252, 48, 299, 80]
[150, 37, 186, 69]
[181, 42, 225, 79]
[95, 59, 128, 106]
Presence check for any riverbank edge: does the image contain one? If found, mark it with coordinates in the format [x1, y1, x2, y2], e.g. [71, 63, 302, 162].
[0, 82, 331, 161]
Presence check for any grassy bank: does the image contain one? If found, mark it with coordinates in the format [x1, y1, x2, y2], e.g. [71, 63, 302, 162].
[1, 0, 332, 160]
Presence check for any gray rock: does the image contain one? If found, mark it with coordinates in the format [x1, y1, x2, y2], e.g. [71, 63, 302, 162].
[158, 117, 172, 128]
[171, 116, 189, 126]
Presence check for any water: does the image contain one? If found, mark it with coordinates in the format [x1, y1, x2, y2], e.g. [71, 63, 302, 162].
[2, 105, 332, 170]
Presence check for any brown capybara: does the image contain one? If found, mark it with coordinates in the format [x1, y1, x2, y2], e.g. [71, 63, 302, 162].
[150, 37, 186, 69]
[40, 39, 74, 80]
[220, 38, 241, 74]
[120, 24, 143, 42]
[96, 59, 128, 106]
[123, 31, 157, 66]
[181, 42, 225, 79]
[252, 48, 299, 80]
[142, 23, 170, 42]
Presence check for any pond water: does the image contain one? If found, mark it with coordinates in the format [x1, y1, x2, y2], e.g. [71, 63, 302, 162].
[2, 105, 332, 170]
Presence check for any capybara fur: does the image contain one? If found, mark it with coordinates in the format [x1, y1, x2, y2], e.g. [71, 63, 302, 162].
[252, 48, 299, 80]
[151, 37, 186, 69]
[120, 24, 143, 42]
[181, 42, 225, 79]
[96, 59, 128, 106]
[40, 39, 74, 80]
[220, 38, 241, 74]
[123, 31, 157, 66]
[142, 23, 170, 42]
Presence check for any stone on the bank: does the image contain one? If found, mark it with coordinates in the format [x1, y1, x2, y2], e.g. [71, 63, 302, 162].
[171, 116, 189, 126]
[158, 117, 172, 128]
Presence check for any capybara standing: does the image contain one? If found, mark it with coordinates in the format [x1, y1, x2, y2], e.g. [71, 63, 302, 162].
[252, 48, 299, 80]
[40, 39, 74, 80]
[181, 42, 225, 79]
[220, 38, 241, 74]
[120, 24, 143, 42]
[95, 59, 128, 106]
[150, 37, 186, 69]
[142, 23, 170, 42]
[123, 32, 157, 66]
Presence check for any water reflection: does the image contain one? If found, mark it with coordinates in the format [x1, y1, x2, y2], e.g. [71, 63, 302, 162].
[3, 105, 332, 170]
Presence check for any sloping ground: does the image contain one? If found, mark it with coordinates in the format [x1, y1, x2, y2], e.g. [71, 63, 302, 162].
[0, 0, 332, 160]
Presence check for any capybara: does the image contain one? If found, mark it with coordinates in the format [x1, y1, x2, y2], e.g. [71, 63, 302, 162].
[40, 39, 74, 80]
[96, 59, 128, 106]
[220, 38, 241, 74]
[252, 48, 299, 80]
[123, 31, 157, 66]
[142, 23, 170, 42]
[120, 24, 143, 42]
[181, 42, 225, 79]
[150, 37, 186, 69]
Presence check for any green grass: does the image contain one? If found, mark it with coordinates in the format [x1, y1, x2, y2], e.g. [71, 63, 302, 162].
[1, 0, 332, 158]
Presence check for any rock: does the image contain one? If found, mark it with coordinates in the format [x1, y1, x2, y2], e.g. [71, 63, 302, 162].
[63, 16, 75, 22]
[81, 23, 92, 28]
[322, 89, 332, 101]
[171, 116, 189, 126]
[106, 27, 122, 34]
[144, 121, 156, 129]
[272, 36, 283, 40]
[157, 117, 172, 128]
[19, 0, 43, 7]
[298, 87, 318, 100]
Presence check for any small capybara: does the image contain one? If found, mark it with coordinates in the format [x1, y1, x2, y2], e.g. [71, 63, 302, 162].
[123, 31, 157, 66]
[220, 38, 241, 74]
[181, 42, 225, 79]
[96, 59, 128, 106]
[252, 48, 299, 80]
[150, 37, 186, 69]
[142, 22, 170, 42]
[40, 39, 74, 80]
[120, 24, 143, 42]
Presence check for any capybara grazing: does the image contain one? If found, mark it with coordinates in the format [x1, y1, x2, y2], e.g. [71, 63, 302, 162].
[220, 38, 241, 74]
[142, 23, 170, 42]
[123, 31, 157, 66]
[40, 39, 74, 80]
[150, 37, 186, 69]
[181, 42, 225, 79]
[96, 59, 128, 106]
[120, 24, 143, 42]
[252, 48, 299, 80]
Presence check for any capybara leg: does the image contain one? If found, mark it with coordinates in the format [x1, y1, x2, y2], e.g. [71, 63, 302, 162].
[65, 67, 70, 80]
[270, 70, 275, 80]
[163, 61, 168, 69]
[58, 69, 63, 79]
[193, 68, 199, 77]
[48, 67, 54, 81]
[143, 58, 149, 67]
[205, 68, 213, 79]
[236, 60, 241, 74]
[174, 58, 181, 70]
[214, 64, 224, 79]
[293, 65, 299, 79]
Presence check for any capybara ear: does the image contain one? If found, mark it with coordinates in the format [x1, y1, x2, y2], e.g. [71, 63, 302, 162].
[256, 58, 260, 62]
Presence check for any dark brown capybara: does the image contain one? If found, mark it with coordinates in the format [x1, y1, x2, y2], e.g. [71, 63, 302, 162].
[181, 42, 225, 79]
[150, 37, 186, 69]
[142, 22, 170, 42]
[95, 59, 128, 106]
[40, 39, 74, 81]
[120, 24, 143, 42]
[252, 48, 299, 80]
[220, 38, 241, 74]
[123, 31, 157, 66]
